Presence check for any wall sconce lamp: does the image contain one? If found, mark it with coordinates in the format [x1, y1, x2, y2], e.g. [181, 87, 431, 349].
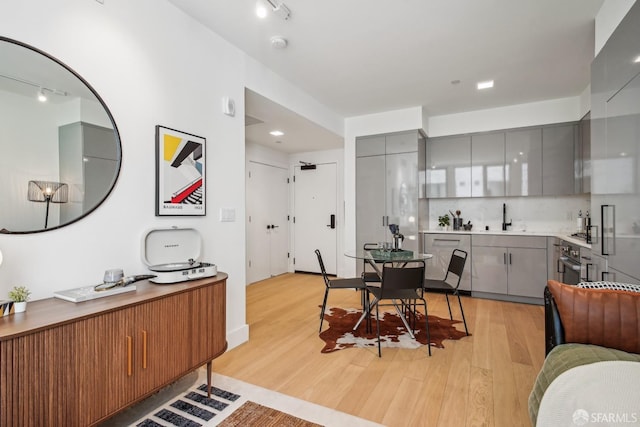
[27, 181, 69, 229]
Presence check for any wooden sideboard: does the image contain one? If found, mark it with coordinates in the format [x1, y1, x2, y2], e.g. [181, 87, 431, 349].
[0, 274, 227, 426]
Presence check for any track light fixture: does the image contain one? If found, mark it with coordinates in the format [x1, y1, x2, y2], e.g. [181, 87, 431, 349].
[265, 0, 290, 20]
[37, 87, 47, 102]
[0, 73, 69, 102]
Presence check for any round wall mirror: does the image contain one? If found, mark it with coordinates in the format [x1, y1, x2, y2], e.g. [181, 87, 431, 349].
[0, 37, 121, 234]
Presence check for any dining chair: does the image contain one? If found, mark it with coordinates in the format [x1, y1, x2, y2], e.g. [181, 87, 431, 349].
[362, 242, 382, 284]
[423, 249, 469, 335]
[365, 260, 431, 357]
[315, 249, 367, 333]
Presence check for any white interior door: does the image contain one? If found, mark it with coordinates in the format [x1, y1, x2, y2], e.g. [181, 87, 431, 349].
[247, 161, 289, 284]
[294, 163, 337, 274]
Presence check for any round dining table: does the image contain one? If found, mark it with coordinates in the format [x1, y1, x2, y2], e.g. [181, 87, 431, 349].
[345, 248, 432, 335]
[344, 248, 433, 276]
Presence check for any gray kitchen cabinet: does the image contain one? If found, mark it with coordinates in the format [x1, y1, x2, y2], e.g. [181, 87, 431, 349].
[588, 253, 607, 282]
[472, 235, 547, 303]
[356, 134, 385, 157]
[425, 135, 471, 198]
[542, 123, 578, 196]
[507, 247, 548, 298]
[356, 155, 386, 248]
[471, 132, 505, 197]
[386, 131, 420, 154]
[579, 112, 591, 194]
[589, 2, 640, 282]
[470, 246, 507, 294]
[422, 233, 471, 291]
[59, 121, 119, 224]
[356, 130, 421, 275]
[505, 128, 542, 196]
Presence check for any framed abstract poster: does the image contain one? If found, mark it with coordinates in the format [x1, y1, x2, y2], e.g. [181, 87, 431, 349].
[155, 125, 206, 216]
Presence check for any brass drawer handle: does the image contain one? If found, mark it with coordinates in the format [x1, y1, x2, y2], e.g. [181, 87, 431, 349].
[142, 330, 148, 369]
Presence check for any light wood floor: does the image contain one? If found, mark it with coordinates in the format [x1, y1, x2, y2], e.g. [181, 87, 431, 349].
[213, 273, 545, 427]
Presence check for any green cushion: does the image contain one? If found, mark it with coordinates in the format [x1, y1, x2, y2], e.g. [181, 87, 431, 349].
[528, 343, 640, 426]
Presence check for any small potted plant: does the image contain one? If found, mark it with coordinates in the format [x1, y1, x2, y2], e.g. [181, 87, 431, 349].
[438, 214, 450, 230]
[9, 285, 31, 313]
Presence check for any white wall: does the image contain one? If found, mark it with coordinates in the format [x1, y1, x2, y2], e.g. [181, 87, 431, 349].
[0, 0, 341, 350]
[427, 96, 582, 138]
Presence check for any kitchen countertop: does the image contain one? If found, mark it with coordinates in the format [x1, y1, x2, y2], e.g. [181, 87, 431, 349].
[420, 229, 591, 248]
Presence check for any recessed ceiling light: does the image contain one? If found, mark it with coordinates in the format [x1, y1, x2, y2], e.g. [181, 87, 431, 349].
[634, 55, 640, 63]
[477, 80, 494, 90]
[270, 130, 284, 136]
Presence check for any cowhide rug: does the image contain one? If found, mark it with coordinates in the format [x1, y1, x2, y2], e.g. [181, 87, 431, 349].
[319, 307, 469, 353]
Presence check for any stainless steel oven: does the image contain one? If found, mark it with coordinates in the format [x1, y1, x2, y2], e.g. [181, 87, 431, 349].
[557, 240, 582, 285]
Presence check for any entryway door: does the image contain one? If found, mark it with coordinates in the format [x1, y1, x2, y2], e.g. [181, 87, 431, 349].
[293, 163, 337, 275]
[246, 161, 289, 284]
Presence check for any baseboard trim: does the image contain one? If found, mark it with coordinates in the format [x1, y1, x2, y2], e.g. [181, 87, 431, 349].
[226, 323, 249, 350]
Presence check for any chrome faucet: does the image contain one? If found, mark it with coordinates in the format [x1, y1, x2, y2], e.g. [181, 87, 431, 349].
[502, 203, 512, 231]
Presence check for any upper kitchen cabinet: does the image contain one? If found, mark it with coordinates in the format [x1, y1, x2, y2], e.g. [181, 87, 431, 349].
[542, 123, 578, 196]
[356, 134, 386, 157]
[505, 128, 542, 197]
[385, 131, 420, 154]
[425, 135, 471, 198]
[356, 130, 422, 274]
[579, 112, 591, 194]
[471, 132, 505, 197]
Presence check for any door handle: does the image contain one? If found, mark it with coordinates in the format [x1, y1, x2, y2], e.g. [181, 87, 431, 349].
[601, 204, 615, 255]
[266, 224, 279, 230]
[327, 214, 336, 229]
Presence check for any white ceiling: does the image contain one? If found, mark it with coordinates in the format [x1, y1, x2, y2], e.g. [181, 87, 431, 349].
[168, 0, 604, 153]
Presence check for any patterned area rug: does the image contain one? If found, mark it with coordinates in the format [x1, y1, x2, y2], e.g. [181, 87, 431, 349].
[129, 371, 382, 426]
[319, 307, 469, 353]
[217, 401, 321, 427]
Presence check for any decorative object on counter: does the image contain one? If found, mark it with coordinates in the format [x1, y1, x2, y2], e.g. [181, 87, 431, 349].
[103, 268, 124, 284]
[438, 214, 450, 230]
[142, 227, 217, 283]
[93, 274, 156, 292]
[8, 285, 31, 313]
[576, 210, 585, 232]
[0, 300, 14, 316]
[463, 221, 473, 231]
[449, 210, 463, 230]
[388, 224, 404, 250]
[155, 126, 206, 217]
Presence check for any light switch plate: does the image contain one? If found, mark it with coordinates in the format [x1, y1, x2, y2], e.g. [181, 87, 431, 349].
[219, 207, 236, 222]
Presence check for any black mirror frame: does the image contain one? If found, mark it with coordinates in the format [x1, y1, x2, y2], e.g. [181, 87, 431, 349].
[0, 36, 122, 235]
